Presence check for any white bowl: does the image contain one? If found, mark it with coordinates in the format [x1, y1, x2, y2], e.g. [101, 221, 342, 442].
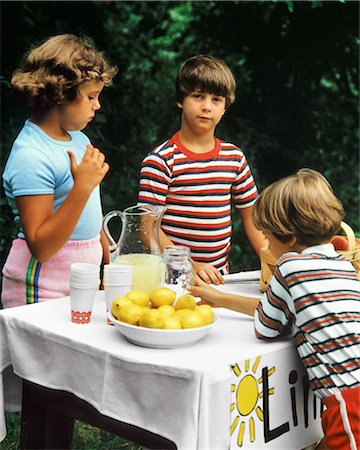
[107, 310, 218, 349]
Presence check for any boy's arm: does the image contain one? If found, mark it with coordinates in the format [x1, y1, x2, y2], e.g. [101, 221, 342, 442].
[189, 282, 259, 316]
[238, 205, 267, 256]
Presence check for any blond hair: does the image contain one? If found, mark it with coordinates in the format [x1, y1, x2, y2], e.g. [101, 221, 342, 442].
[252, 169, 344, 246]
[11, 34, 117, 111]
[175, 55, 236, 108]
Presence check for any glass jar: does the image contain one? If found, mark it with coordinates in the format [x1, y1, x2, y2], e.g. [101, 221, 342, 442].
[162, 246, 195, 294]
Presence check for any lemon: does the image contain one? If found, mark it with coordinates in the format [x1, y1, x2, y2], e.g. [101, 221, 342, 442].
[111, 296, 133, 320]
[117, 304, 143, 325]
[139, 309, 165, 329]
[158, 304, 176, 318]
[125, 289, 149, 307]
[196, 304, 214, 325]
[181, 311, 205, 329]
[149, 287, 176, 307]
[175, 294, 197, 311]
[175, 309, 193, 320]
[163, 316, 182, 330]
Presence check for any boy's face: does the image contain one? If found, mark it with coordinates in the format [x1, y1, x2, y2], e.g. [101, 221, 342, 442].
[177, 91, 226, 135]
[264, 232, 295, 260]
[61, 80, 104, 131]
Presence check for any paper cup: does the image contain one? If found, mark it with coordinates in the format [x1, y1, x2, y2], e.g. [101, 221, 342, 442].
[103, 264, 132, 284]
[105, 283, 132, 312]
[70, 286, 97, 324]
[103, 264, 133, 324]
[70, 263, 100, 274]
[69, 278, 100, 289]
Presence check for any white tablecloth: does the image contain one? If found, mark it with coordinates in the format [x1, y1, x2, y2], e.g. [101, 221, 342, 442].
[0, 275, 322, 449]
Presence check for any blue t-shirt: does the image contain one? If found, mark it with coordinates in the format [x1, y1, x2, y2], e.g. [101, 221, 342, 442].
[3, 120, 102, 240]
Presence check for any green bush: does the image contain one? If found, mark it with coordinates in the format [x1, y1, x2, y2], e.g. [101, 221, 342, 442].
[1, 1, 358, 272]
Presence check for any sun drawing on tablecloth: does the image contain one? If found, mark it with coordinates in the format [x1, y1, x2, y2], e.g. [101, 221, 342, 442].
[230, 356, 275, 447]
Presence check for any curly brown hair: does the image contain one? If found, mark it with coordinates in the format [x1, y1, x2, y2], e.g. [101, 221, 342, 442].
[175, 55, 236, 109]
[11, 34, 117, 111]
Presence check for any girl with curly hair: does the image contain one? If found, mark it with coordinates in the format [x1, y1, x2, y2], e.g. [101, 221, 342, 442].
[2, 34, 117, 307]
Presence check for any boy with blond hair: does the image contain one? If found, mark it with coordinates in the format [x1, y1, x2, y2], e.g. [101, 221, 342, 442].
[138, 55, 266, 284]
[191, 169, 360, 450]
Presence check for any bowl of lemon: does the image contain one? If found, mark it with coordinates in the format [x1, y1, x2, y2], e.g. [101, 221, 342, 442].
[108, 287, 218, 348]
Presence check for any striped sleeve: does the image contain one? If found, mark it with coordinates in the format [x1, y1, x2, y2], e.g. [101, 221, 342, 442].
[230, 148, 258, 209]
[138, 145, 173, 206]
[254, 266, 293, 338]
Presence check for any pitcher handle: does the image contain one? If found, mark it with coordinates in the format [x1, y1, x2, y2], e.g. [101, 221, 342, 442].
[103, 210, 123, 253]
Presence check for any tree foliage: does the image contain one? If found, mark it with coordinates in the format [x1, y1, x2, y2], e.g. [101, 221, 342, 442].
[1, 1, 358, 272]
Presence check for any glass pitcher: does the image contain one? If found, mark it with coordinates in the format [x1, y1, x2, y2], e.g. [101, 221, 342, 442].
[103, 204, 165, 295]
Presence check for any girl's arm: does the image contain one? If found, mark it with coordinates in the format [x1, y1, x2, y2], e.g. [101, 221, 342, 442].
[188, 281, 259, 316]
[17, 145, 109, 262]
[100, 228, 110, 265]
[238, 206, 267, 256]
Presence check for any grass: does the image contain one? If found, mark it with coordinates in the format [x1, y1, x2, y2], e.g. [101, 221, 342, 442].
[2, 412, 142, 450]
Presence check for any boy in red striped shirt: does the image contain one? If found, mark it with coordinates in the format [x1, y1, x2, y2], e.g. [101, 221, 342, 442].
[138, 55, 266, 283]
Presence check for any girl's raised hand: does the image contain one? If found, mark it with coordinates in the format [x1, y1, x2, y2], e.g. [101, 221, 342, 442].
[68, 144, 109, 194]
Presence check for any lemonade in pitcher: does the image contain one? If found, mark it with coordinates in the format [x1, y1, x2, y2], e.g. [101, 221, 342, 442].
[114, 253, 165, 295]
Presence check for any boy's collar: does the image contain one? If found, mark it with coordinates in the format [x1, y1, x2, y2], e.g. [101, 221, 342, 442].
[169, 131, 221, 160]
[301, 243, 338, 257]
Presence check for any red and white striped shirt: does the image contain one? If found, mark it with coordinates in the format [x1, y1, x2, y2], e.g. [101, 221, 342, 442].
[138, 132, 258, 271]
[254, 244, 360, 398]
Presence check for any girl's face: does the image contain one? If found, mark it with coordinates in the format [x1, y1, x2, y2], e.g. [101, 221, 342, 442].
[61, 80, 104, 131]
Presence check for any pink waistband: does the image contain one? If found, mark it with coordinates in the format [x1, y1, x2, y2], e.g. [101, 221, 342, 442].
[16, 235, 101, 249]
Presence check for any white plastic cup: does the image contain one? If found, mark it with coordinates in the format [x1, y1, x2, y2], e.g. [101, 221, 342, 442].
[70, 263, 100, 274]
[105, 284, 132, 311]
[70, 286, 97, 324]
[103, 264, 133, 323]
[103, 264, 132, 285]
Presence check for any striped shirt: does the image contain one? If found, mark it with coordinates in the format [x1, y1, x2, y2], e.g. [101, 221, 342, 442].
[138, 132, 258, 271]
[254, 244, 360, 398]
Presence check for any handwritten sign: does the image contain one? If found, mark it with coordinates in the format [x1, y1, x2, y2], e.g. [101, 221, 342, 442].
[230, 348, 323, 448]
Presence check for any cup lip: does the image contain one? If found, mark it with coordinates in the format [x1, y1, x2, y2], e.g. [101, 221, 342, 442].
[70, 263, 99, 273]
[70, 283, 99, 289]
[70, 272, 99, 280]
[70, 277, 100, 283]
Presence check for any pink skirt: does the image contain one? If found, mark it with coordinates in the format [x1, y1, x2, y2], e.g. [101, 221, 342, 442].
[1, 237, 103, 308]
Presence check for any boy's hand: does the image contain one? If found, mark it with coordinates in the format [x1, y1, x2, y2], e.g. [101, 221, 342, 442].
[68, 144, 109, 194]
[188, 279, 222, 307]
[191, 259, 224, 285]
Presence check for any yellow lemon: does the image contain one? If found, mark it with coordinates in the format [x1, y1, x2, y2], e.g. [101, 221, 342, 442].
[149, 287, 176, 307]
[139, 309, 165, 329]
[158, 304, 176, 318]
[111, 296, 133, 320]
[175, 294, 197, 311]
[117, 304, 143, 325]
[125, 289, 149, 307]
[175, 309, 193, 320]
[181, 311, 205, 329]
[196, 304, 214, 325]
[163, 316, 182, 330]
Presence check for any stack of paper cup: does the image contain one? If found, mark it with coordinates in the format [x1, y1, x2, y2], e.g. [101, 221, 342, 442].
[103, 264, 133, 319]
[69, 263, 100, 324]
